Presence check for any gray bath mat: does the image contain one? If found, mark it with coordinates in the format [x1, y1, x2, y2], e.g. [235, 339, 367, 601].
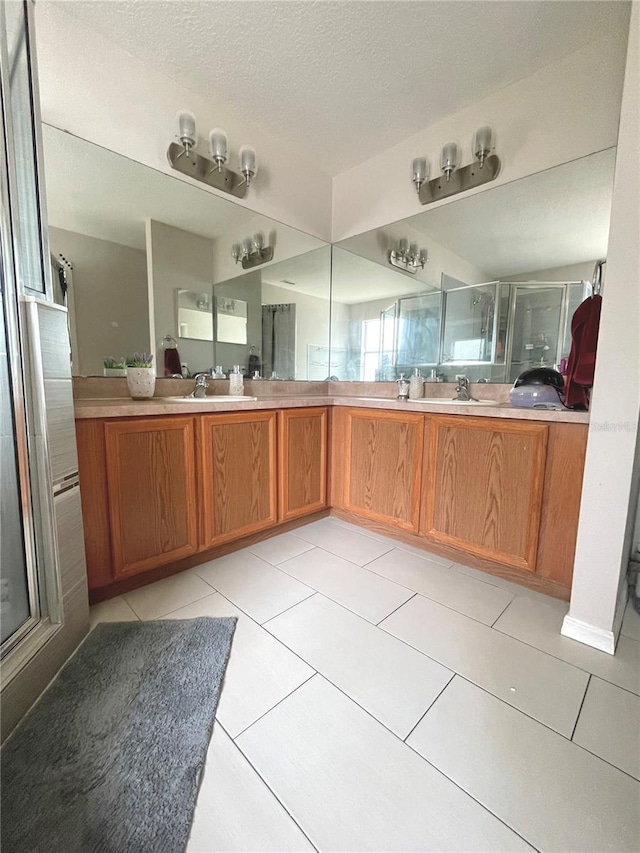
[1, 616, 236, 853]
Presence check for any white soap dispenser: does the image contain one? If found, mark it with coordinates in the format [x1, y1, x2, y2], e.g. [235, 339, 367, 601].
[409, 368, 424, 399]
[229, 364, 244, 396]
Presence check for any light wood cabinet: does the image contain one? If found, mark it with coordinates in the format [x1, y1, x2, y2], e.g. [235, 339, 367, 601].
[421, 415, 548, 572]
[104, 417, 198, 577]
[278, 407, 328, 521]
[342, 408, 424, 533]
[198, 411, 277, 548]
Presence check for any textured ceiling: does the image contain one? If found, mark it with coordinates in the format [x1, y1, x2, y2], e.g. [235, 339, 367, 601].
[50, 0, 629, 175]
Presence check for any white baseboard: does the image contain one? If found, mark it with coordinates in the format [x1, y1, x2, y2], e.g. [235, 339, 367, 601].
[561, 581, 629, 655]
[561, 616, 616, 654]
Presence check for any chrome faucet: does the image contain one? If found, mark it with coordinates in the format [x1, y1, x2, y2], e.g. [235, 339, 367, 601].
[454, 374, 476, 402]
[191, 373, 210, 398]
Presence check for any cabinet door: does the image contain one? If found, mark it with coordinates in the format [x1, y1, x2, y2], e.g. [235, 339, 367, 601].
[344, 408, 424, 532]
[421, 415, 548, 572]
[278, 407, 328, 521]
[199, 412, 277, 548]
[104, 417, 198, 578]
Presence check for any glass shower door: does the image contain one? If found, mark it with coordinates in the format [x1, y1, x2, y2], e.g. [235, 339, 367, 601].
[0, 284, 39, 653]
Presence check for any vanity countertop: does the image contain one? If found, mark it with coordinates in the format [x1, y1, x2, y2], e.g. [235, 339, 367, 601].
[73, 395, 589, 424]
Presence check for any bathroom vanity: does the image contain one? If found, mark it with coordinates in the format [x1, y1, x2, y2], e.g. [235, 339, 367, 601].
[75, 393, 587, 603]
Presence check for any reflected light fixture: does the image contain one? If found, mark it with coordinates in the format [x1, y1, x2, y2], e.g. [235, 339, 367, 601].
[412, 125, 500, 206]
[388, 239, 428, 274]
[168, 110, 258, 199]
[232, 233, 274, 269]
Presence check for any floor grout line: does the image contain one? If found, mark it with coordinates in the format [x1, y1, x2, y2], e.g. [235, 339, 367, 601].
[402, 671, 456, 743]
[232, 672, 319, 740]
[570, 673, 591, 741]
[215, 719, 319, 852]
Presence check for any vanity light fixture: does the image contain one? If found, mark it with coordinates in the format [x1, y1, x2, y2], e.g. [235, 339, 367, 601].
[232, 232, 274, 270]
[167, 111, 258, 199]
[413, 125, 501, 206]
[411, 157, 429, 194]
[440, 143, 459, 182]
[388, 239, 428, 274]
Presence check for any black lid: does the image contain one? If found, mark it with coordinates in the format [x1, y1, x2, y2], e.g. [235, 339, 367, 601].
[514, 367, 564, 390]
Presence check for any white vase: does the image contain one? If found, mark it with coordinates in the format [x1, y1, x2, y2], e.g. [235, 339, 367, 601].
[126, 367, 156, 399]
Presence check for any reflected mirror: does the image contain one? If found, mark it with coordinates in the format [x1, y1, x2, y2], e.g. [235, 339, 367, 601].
[177, 289, 214, 342]
[42, 125, 331, 380]
[332, 148, 615, 382]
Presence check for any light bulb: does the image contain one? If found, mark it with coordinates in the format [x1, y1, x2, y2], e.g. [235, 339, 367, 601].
[239, 145, 257, 185]
[473, 126, 493, 167]
[177, 110, 197, 151]
[209, 128, 228, 170]
[441, 142, 459, 181]
[411, 156, 428, 193]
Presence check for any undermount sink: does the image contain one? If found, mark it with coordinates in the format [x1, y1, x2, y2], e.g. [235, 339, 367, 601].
[416, 398, 497, 406]
[163, 395, 258, 403]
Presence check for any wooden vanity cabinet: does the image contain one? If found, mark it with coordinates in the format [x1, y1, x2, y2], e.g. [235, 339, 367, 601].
[421, 415, 548, 572]
[338, 408, 425, 533]
[198, 411, 278, 548]
[278, 407, 328, 521]
[102, 417, 198, 578]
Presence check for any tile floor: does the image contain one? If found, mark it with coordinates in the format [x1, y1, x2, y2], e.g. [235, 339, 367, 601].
[90, 517, 640, 852]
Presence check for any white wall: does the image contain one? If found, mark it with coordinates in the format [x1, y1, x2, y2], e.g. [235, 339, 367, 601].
[562, 4, 640, 653]
[146, 220, 214, 374]
[34, 3, 333, 242]
[49, 227, 149, 375]
[506, 262, 597, 284]
[332, 29, 628, 241]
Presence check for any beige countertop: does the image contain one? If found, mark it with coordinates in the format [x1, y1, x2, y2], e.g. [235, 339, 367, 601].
[74, 395, 589, 424]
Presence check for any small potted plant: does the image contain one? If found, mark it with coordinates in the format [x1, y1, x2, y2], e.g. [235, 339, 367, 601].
[103, 357, 127, 378]
[125, 353, 155, 399]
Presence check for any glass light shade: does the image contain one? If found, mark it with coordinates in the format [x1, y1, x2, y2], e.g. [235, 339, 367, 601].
[411, 156, 428, 184]
[410, 242, 419, 258]
[242, 237, 254, 256]
[177, 110, 197, 147]
[253, 232, 265, 250]
[474, 126, 493, 160]
[209, 128, 228, 161]
[441, 142, 459, 173]
[239, 145, 257, 177]
[398, 238, 409, 255]
[231, 243, 242, 261]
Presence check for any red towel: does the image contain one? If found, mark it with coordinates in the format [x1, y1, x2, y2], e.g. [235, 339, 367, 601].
[164, 347, 182, 376]
[564, 295, 602, 409]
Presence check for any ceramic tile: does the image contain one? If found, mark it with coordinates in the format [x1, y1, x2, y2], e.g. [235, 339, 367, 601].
[381, 594, 588, 736]
[265, 594, 453, 738]
[122, 571, 213, 621]
[292, 518, 394, 565]
[278, 547, 413, 624]
[248, 532, 314, 565]
[573, 677, 640, 780]
[187, 724, 314, 852]
[494, 594, 640, 695]
[89, 595, 139, 628]
[237, 676, 532, 852]
[367, 549, 513, 625]
[450, 560, 561, 602]
[621, 598, 640, 641]
[329, 518, 453, 566]
[163, 593, 314, 737]
[193, 551, 314, 623]
[407, 677, 640, 853]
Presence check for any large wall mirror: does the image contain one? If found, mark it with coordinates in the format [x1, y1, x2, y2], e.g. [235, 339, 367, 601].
[331, 148, 616, 383]
[42, 125, 331, 380]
